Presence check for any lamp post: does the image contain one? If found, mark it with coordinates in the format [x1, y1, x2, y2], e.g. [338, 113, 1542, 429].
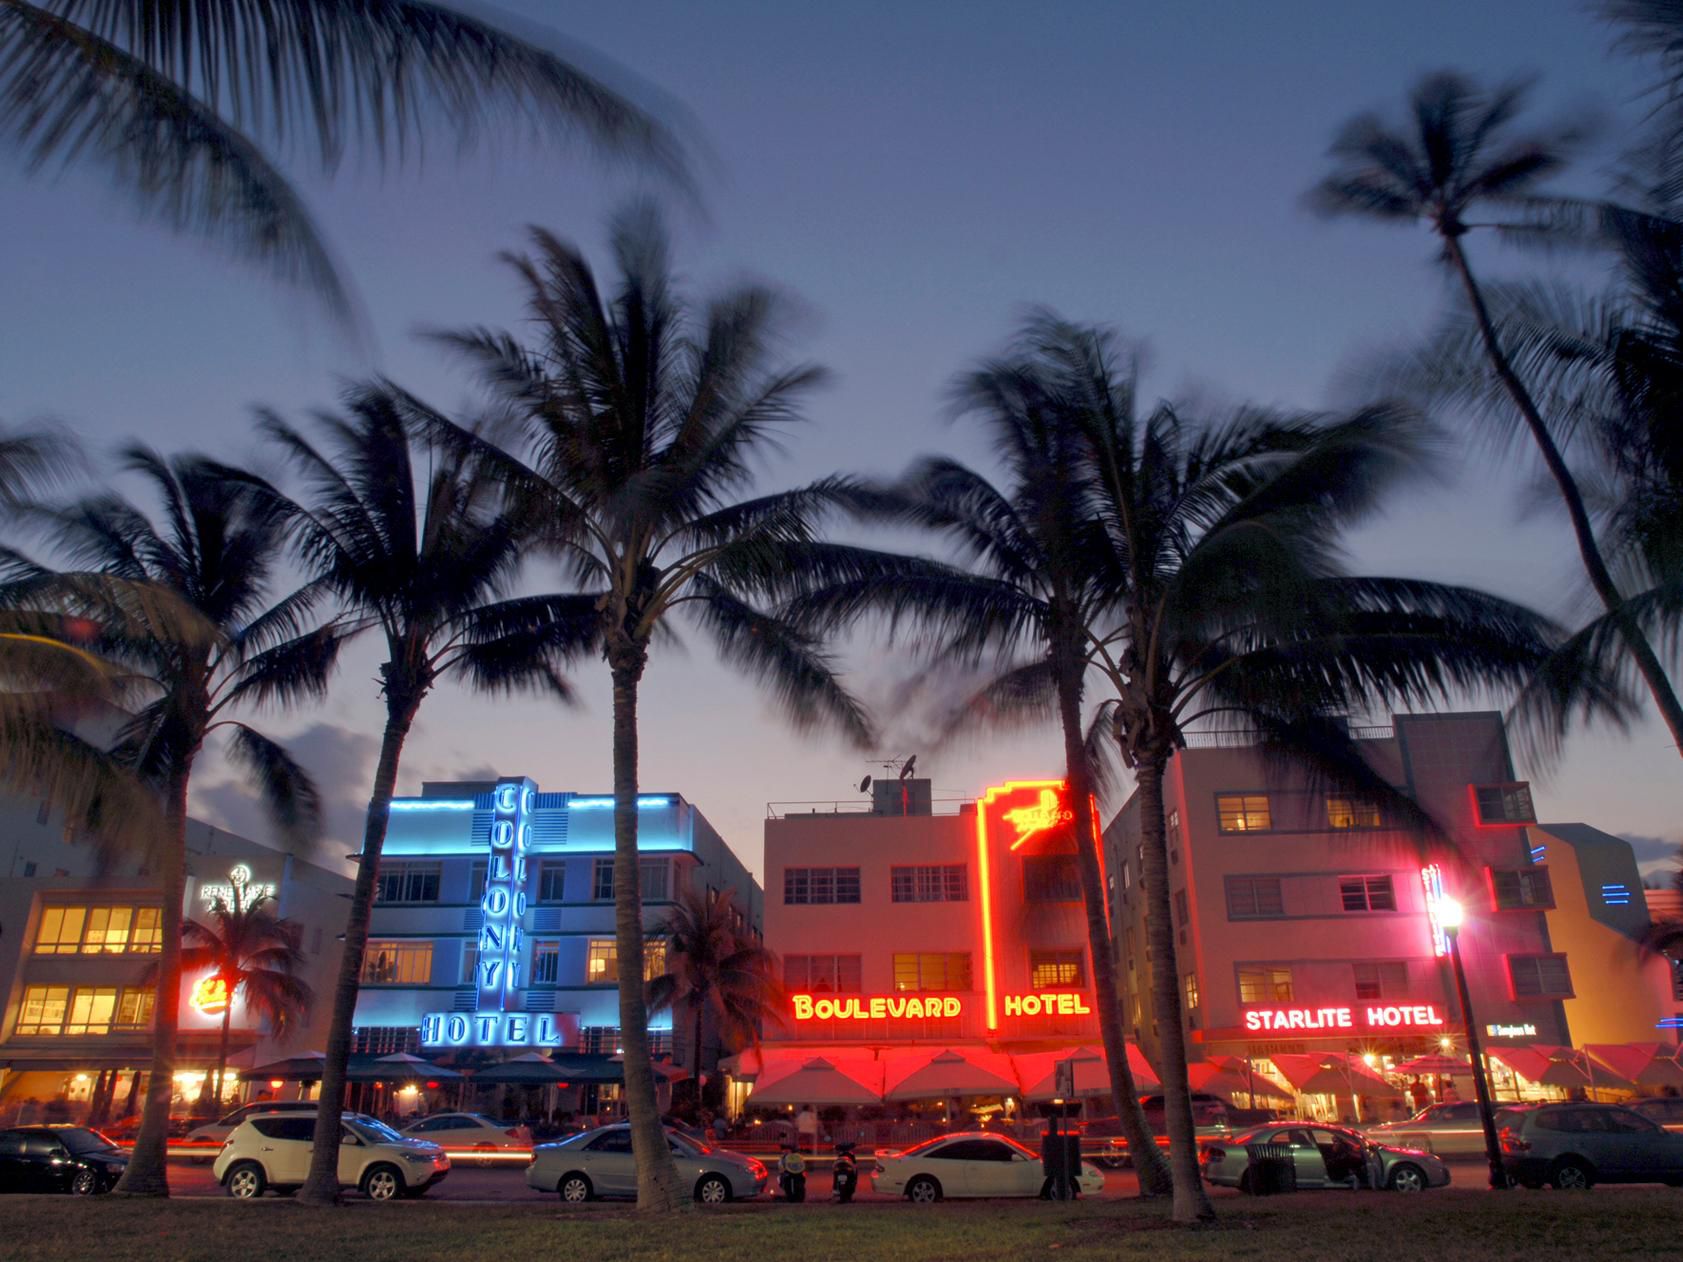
[1436, 896, 1508, 1189]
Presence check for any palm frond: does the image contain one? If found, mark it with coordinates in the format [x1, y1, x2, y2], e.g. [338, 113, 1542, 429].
[223, 722, 319, 845]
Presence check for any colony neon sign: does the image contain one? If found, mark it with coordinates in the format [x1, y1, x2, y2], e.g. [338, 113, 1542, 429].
[1242, 1003, 1447, 1033]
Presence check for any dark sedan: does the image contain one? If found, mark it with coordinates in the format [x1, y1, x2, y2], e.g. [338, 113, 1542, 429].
[0, 1126, 128, 1194]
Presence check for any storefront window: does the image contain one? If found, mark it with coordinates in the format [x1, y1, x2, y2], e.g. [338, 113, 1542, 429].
[1215, 794, 1271, 832]
[1029, 950, 1085, 989]
[361, 940, 433, 984]
[892, 952, 971, 992]
[1238, 965, 1293, 1003]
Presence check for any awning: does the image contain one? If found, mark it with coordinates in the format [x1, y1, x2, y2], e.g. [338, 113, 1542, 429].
[1186, 1060, 1293, 1104]
[749, 1056, 885, 1107]
[1014, 1044, 1160, 1099]
[1487, 1045, 1590, 1088]
[469, 1052, 571, 1084]
[242, 1051, 327, 1081]
[348, 1054, 460, 1083]
[1271, 1053, 1403, 1098]
[1391, 1054, 1473, 1076]
[884, 1048, 1018, 1100]
[1584, 1043, 1683, 1089]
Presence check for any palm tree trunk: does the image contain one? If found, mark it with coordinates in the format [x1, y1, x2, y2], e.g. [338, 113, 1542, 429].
[610, 649, 684, 1212]
[692, 1006, 705, 1113]
[298, 701, 417, 1206]
[1134, 750, 1214, 1223]
[113, 765, 189, 1197]
[1055, 660, 1172, 1195]
[215, 1000, 232, 1114]
[1445, 237, 1683, 755]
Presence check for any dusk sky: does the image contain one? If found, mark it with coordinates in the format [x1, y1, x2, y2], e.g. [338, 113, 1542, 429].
[4, 1, 1677, 883]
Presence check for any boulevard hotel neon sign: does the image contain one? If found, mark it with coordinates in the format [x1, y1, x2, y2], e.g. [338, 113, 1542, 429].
[1242, 1004, 1448, 1033]
[792, 992, 1092, 1022]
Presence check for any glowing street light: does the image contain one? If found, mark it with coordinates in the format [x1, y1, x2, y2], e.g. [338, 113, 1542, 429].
[1435, 895, 1508, 1189]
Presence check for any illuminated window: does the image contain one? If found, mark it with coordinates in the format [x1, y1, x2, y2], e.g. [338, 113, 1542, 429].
[1029, 950, 1085, 990]
[1491, 868, 1553, 910]
[892, 952, 972, 992]
[1353, 961, 1408, 1000]
[1215, 795, 1271, 833]
[1473, 783, 1536, 825]
[537, 862, 566, 903]
[376, 862, 440, 904]
[644, 938, 667, 981]
[34, 907, 86, 954]
[891, 864, 967, 903]
[1238, 966, 1294, 1004]
[114, 989, 154, 1031]
[83, 908, 135, 953]
[15, 985, 69, 1034]
[587, 939, 618, 984]
[1023, 855, 1081, 902]
[1167, 809, 1182, 857]
[64, 988, 118, 1035]
[1339, 875, 1397, 912]
[782, 867, 861, 905]
[33, 905, 160, 955]
[1508, 954, 1573, 999]
[360, 940, 433, 985]
[1326, 796, 1382, 830]
[131, 908, 162, 952]
[785, 954, 863, 993]
[531, 940, 560, 985]
[1225, 876, 1284, 920]
[1183, 973, 1200, 1011]
[460, 944, 479, 984]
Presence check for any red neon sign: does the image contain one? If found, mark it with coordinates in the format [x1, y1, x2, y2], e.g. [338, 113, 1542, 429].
[1242, 1003, 1447, 1033]
[190, 975, 230, 1017]
[792, 994, 961, 1021]
[1004, 788, 1075, 851]
[1003, 992, 1091, 1018]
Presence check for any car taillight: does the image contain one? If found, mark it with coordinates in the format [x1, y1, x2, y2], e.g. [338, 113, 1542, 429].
[1499, 1127, 1529, 1153]
[506, 1129, 523, 1139]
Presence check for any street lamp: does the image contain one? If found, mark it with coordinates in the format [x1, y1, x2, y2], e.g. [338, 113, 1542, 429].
[1436, 896, 1508, 1189]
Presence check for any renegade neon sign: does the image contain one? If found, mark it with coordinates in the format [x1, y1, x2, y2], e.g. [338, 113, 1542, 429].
[1242, 1003, 1448, 1033]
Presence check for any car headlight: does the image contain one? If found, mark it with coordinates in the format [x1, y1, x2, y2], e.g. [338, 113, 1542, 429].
[401, 1152, 432, 1163]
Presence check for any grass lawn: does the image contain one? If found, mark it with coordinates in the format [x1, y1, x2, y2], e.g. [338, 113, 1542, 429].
[4, 1189, 1678, 1261]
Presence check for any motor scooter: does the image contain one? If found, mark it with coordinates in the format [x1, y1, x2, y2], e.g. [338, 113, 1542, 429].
[776, 1141, 807, 1202]
[831, 1142, 858, 1202]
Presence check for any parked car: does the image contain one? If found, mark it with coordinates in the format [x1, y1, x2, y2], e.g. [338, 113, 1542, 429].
[1363, 1101, 1488, 1156]
[214, 1112, 448, 1200]
[187, 1100, 317, 1145]
[101, 1114, 196, 1142]
[400, 1113, 531, 1152]
[526, 1123, 767, 1204]
[871, 1131, 1105, 1202]
[1630, 1097, 1683, 1133]
[1203, 1122, 1450, 1193]
[1498, 1102, 1683, 1189]
[1089, 1094, 1233, 1168]
[0, 1126, 128, 1194]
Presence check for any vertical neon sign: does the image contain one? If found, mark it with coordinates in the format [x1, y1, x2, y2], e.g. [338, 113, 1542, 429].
[1420, 863, 1449, 957]
[976, 780, 1071, 1031]
[477, 780, 532, 1032]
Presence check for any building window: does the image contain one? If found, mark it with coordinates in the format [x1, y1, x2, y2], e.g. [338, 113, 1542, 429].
[376, 862, 441, 904]
[587, 939, 618, 984]
[114, 989, 155, 1032]
[784, 955, 863, 993]
[1023, 854, 1081, 902]
[1215, 794, 1271, 833]
[1174, 889, 1190, 926]
[1326, 796, 1382, 830]
[1473, 783, 1536, 825]
[537, 862, 566, 904]
[1030, 950, 1086, 990]
[531, 940, 560, 985]
[1491, 867, 1554, 910]
[470, 861, 487, 901]
[782, 867, 861, 905]
[892, 952, 972, 992]
[580, 1026, 617, 1054]
[33, 906, 161, 955]
[644, 938, 667, 980]
[352, 1026, 420, 1055]
[361, 941, 433, 985]
[1508, 953, 1573, 999]
[1353, 961, 1409, 1000]
[592, 859, 614, 901]
[1183, 973, 1200, 1011]
[460, 944, 479, 984]
[891, 864, 968, 903]
[64, 988, 119, 1036]
[1167, 810, 1182, 863]
[14, 985, 70, 1035]
[1225, 876, 1284, 920]
[1238, 966, 1294, 1004]
[1671, 961, 1683, 1003]
[1339, 875, 1397, 912]
[592, 858, 673, 901]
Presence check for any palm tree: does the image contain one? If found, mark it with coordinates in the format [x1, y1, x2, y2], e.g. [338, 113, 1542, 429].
[0, 0, 683, 312]
[256, 386, 594, 1206]
[782, 332, 1176, 1196]
[1308, 72, 1683, 761]
[180, 886, 313, 1115]
[38, 449, 337, 1196]
[647, 886, 784, 1110]
[437, 204, 884, 1211]
[1600, 1, 1683, 199]
[1046, 316, 1574, 1220]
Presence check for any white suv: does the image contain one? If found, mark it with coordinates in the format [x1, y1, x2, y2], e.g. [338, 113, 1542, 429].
[214, 1112, 449, 1200]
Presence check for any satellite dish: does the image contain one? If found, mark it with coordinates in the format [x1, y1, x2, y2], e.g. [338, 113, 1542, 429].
[900, 755, 917, 780]
[858, 775, 872, 793]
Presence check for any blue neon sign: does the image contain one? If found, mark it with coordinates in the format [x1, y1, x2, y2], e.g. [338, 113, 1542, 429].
[389, 799, 476, 812]
[478, 781, 531, 1003]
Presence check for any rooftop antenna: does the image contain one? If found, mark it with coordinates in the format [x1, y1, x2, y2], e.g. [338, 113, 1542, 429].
[899, 754, 917, 780]
[857, 775, 872, 794]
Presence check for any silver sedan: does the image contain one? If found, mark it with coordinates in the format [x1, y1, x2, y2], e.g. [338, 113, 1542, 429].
[526, 1124, 768, 1203]
[1203, 1123, 1451, 1193]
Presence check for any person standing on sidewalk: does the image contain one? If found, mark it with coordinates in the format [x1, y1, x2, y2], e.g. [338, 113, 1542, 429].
[796, 1105, 819, 1155]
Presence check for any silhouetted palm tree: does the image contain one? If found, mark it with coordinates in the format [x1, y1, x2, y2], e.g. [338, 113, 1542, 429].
[647, 886, 784, 1110]
[37, 449, 338, 1195]
[180, 887, 313, 1115]
[0, 1, 683, 312]
[255, 386, 591, 1206]
[1600, 2, 1683, 198]
[439, 204, 883, 1211]
[1309, 71, 1683, 762]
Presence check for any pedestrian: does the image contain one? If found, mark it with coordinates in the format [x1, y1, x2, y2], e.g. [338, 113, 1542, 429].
[713, 1112, 729, 1144]
[796, 1104, 819, 1154]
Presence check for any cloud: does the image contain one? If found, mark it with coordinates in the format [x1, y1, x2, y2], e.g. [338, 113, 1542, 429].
[193, 721, 378, 874]
[1622, 833, 1682, 883]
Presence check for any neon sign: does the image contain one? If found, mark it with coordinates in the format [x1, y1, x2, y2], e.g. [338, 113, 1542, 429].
[1004, 788, 1075, 851]
[199, 864, 275, 909]
[190, 975, 230, 1017]
[1486, 1022, 1537, 1039]
[1242, 1003, 1447, 1033]
[1420, 864, 1449, 957]
[792, 994, 962, 1021]
[1003, 992, 1091, 1018]
[422, 1011, 564, 1047]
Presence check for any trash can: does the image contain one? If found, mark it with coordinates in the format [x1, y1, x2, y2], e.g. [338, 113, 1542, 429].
[1244, 1143, 1298, 1195]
